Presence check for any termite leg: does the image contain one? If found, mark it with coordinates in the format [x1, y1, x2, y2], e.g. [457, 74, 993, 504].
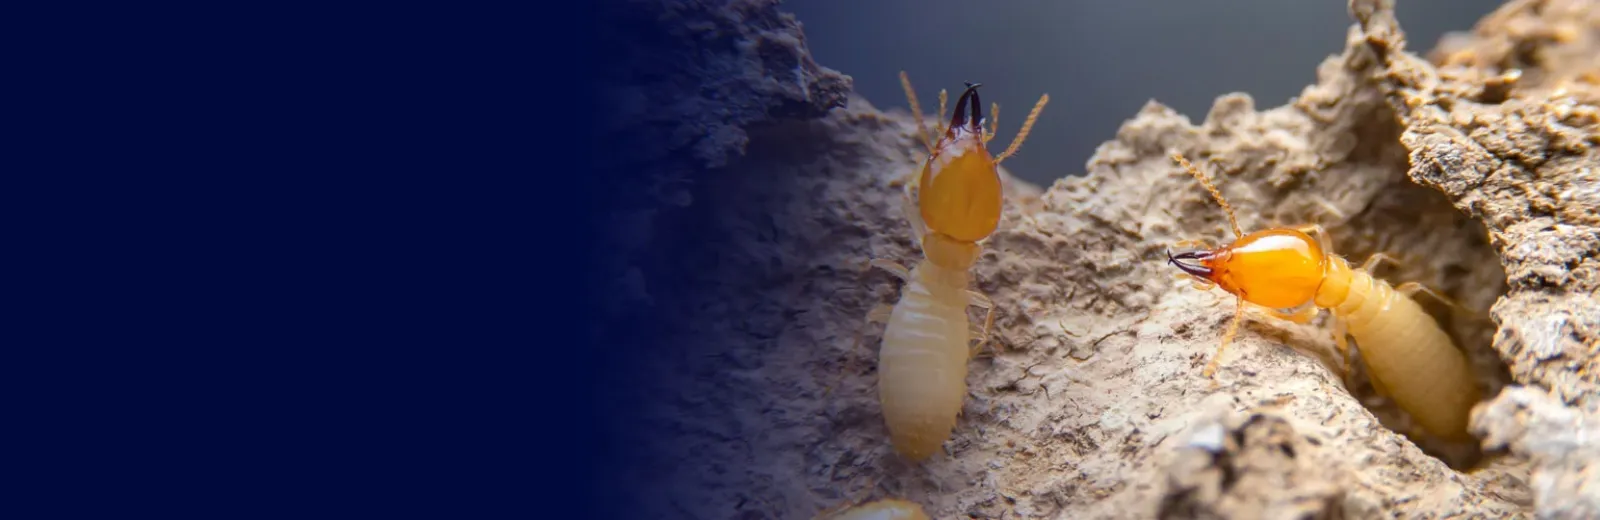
[1309, 195, 1346, 222]
[1284, 303, 1320, 324]
[1174, 272, 1215, 291]
[837, 478, 881, 516]
[867, 259, 911, 282]
[1360, 252, 1402, 274]
[1201, 296, 1247, 378]
[810, 496, 854, 520]
[1331, 316, 1354, 384]
[1247, 301, 1350, 378]
[1330, 315, 1350, 357]
[1248, 302, 1319, 324]
[890, 168, 919, 189]
[967, 289, 998, 358]
[812, 476, 885, 520]
[1286, 223, 1334, 254]
[899, 178, 929, 249]
[1396, 281, 1477, 316]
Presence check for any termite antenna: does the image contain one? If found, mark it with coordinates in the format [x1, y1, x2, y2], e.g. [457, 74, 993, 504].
[985, 101, 1000, 144]
[995, 93, 1049, 165]
[936, 89, 949, 137]
[899, 71, 935, 154]
[1171, 151, 1242, 238]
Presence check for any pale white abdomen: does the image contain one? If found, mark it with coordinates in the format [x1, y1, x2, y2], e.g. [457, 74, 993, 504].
[877, 263, 972, 460]
[1329, 268, 1480, 442]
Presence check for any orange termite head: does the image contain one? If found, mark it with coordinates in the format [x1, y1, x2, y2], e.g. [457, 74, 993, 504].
[1168, 228, 1328, 310]
[918, 82, 1002, 244]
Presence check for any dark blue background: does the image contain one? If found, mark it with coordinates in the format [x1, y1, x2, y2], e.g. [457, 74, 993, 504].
[14, 2, 598, 517]
[788, 0, 1503, 187]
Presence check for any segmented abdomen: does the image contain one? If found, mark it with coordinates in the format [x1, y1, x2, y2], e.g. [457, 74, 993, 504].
[1331, 267, 1481, 442]
[878, 266, 971, 461]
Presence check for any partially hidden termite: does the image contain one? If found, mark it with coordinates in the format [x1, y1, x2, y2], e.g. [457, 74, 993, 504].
[1163, 151, 1482, 443]
[861, 72, 1047, 461]
[815, 498, 930, 520]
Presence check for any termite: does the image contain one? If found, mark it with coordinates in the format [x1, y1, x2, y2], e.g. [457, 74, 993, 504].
[816, 498, 930, 520]
[1163, 151, 1482, 443]
[860, 72, 1047, 461]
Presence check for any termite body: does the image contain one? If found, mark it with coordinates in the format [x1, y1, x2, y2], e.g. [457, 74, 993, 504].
[818, 498, 930, 520]
[862, 73, 1047, 461]
[1164, 152, 1481, 442]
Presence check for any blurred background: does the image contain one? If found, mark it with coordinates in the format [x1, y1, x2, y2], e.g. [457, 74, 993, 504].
[786, 0, 1506, 186]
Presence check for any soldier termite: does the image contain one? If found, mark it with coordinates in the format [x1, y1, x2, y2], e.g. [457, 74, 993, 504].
[815, 497, 930, 520]
[859, 72, 1047, 461]
[1164, 151, 1482, 442]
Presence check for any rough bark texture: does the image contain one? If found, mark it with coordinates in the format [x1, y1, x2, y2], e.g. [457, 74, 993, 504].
[589, 0, 852, 321]
[1354, 0, 1600, 516]
[598, 0, 1600, 518]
